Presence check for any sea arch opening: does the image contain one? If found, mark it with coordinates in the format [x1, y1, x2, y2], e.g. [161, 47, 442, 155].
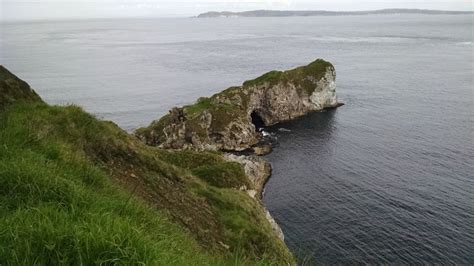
[250, 110, 266, 131]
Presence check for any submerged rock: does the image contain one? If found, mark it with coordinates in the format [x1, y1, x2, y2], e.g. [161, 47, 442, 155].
[253, 143, 273, 156]
[136, 59, 342, 152]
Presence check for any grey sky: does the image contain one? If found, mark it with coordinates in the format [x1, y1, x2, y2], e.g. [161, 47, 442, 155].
[1, 0, 472, 21]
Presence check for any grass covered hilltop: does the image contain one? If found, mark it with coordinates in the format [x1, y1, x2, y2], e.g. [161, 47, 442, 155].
[0, 66, 294, 265]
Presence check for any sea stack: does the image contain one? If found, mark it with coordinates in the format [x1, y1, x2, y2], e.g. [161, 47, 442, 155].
[136, 59, 342, 152]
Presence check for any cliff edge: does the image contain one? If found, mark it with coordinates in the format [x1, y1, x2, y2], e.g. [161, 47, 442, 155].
[0, 67, 294, 264]
[136, 59, 342, 152]
[0, 66, 43, 109]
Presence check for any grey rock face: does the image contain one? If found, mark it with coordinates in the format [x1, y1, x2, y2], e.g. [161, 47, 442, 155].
[136, 59, 342, 152]
[225, 154, 272, 197]
[224, 153, 284, 241]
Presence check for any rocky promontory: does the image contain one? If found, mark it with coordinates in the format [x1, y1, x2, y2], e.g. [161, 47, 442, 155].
[136, 59, 342, 152]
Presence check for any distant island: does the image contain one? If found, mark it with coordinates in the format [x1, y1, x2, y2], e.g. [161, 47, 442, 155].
[197, 9, 474, 18]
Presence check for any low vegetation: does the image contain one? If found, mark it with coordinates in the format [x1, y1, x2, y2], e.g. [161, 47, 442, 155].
[0, 67, 294, 265]
[243, 59, 333, 95]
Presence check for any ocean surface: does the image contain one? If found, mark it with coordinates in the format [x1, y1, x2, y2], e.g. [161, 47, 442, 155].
[1, 14, 473, 264]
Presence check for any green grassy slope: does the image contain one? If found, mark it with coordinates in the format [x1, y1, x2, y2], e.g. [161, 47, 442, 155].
[0, 67, 42, 110]
[0, 67, 294, 265]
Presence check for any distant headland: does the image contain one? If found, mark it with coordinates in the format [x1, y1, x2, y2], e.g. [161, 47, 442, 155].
[197, 9, 474, 18]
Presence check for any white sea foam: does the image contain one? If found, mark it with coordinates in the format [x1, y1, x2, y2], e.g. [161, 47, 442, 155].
[456, 41, 473, 46]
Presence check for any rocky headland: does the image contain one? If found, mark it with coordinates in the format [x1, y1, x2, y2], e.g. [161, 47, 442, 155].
[136, 58, 342, 193]
[135, 59, 343, 240]
[136, 59, 342, 153]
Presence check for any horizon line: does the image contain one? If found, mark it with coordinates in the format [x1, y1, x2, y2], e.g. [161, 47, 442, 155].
[199, 8, 474, 14]
[2, 7, 473, 23]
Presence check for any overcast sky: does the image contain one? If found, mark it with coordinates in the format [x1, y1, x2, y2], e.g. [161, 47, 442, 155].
[1, 0, 472, 21]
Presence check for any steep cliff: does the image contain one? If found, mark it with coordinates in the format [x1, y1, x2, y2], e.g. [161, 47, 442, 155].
[136, 59, 342, 152]
[0, 67, 294, 265]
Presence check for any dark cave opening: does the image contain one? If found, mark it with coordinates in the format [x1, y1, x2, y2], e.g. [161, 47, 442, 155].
[251, 111, 265, 131]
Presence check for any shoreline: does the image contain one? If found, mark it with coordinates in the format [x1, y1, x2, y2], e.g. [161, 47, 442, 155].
[224, 102, 344, 242]
[224, 153, 285, 240]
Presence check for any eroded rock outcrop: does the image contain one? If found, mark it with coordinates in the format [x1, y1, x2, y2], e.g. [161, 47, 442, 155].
[136, 59, 342, 152]
[225, 154, 272, 198]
